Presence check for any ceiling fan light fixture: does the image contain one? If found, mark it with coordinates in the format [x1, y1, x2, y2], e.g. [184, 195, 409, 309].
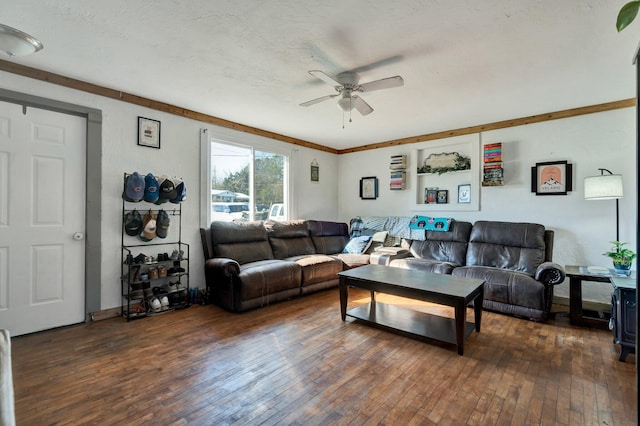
[337, 94, 353, 112]
[0, 23, 43, 57]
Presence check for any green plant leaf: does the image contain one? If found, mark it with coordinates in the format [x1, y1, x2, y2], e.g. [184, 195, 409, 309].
[617, 1, 640, 32]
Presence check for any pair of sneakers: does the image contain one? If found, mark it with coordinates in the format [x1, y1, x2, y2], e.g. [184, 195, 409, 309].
[149, 296, 170, 312]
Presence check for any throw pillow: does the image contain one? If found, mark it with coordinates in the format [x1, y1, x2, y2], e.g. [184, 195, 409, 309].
[365, 231, 389, 254]
[342, 235, 372, 254]
[409, 215, 453, 232]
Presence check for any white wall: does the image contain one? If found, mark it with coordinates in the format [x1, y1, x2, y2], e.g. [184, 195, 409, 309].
[0, 71, 339, 311]
[338, 107, 637, 303]
[3, 68, 636, 309]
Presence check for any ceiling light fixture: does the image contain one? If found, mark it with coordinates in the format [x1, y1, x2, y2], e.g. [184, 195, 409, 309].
[0, 23, 43, 57]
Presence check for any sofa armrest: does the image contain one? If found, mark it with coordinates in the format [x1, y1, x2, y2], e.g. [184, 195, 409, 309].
[205, 257, 240, 277]
[535, 261, 565, 285]
[204, 258, 241, 308]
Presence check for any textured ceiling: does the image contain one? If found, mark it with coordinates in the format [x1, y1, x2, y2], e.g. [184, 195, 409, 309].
[3, 0, 638, 151]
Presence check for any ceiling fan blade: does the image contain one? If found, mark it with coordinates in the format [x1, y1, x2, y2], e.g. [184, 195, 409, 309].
[352, 96, 374, 115]
[308, 70, 341, 87]
[299, 94, 338, 107]
[358, 76, 404, 92]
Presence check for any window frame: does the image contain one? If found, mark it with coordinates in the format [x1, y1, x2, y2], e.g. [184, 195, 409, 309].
[200, 129, 293, 227]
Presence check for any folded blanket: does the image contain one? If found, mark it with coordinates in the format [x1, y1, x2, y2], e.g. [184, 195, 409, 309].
[350, 216, 426, 241]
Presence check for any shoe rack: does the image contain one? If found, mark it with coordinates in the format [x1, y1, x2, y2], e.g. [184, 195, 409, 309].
[120, 173, 190, 321]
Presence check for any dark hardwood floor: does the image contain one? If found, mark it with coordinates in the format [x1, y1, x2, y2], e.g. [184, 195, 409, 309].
[10, 288, 637, 425]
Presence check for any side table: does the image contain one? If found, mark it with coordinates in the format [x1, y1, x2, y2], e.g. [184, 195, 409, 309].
[610, 276, 636, 362]
[565, 265, 626, 329]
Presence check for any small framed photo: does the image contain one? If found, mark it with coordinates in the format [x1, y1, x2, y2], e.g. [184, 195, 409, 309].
[360, 176, 378, 200]
[138, 117, 161, 149]
[458, 184, 471, 203]
[436, 190, 449, 204]
[424, 188, 438, 204]
[310, 164, 319, 182]
[531, 160, 573, 195]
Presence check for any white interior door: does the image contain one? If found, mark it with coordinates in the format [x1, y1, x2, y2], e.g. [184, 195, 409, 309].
[0, 101, 86, 336]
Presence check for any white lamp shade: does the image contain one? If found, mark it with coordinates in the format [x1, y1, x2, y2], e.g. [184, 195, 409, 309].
[584, 174, 624, 200]
[0, 24, 43, 57]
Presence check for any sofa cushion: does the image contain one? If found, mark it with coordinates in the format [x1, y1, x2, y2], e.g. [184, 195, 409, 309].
[466, 221, 546, 274]
[265, 220, 316, 259]
[408, 221, 472, 266]
[211, 221, 274, 265]
[343, 235, 372, 254]
[237, 260, 301, 301]
[285, 254, 344, 287]
[307, 220, 349, 254]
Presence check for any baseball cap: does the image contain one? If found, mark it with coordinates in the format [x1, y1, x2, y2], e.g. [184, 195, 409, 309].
[124, 209, 143, 236]
[123, 172, 145, 202]
[156, 209, 171, 238]
[144, 173, 159, 203]
[170, 178, 186, 204]
[156, 175, 176, 204]
[139, 210, 157, 242]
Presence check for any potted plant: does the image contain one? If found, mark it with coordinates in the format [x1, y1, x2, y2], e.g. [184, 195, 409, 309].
[603, 241, 636, 275]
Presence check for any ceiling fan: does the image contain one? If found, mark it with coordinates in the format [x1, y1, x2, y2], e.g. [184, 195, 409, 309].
[300, 70, 404, 116]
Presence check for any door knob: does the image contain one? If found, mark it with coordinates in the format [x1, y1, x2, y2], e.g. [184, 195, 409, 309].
[73, 232, 84, 241]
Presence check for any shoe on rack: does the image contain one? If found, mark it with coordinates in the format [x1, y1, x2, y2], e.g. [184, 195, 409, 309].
[143, 281, 153, 299]
[125, 254, 134, 265]
[129, 282, 144, 299]
[162, 281, 177, 293]
[134, 253, 147, 264]
[157, 265, 167, 278]
[170, 249, 179, 260]
[149, 297, 162, 312]
[160, 296, 169, 310]
[149, 267, 159, 280]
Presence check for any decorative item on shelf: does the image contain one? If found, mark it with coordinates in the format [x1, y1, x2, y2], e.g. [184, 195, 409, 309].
[424, 187, 438, 204]
[310, 159, 319, 182]
[138, 116, 161, 149]
[584, 168, 624, 241]
[603, 241, 636, 276]
[359, 176, 378, 200]
[417, 151, 471, 175]
[389, 155, 407, 190]
[457, 184, 471, 204]
[531, 160, 573, 195]
[482, 143, 504, 186]
[436, 190, 449, 204]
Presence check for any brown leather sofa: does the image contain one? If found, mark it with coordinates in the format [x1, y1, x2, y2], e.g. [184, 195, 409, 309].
[386, 220, 565, 320]
[199, 219, 367, 312]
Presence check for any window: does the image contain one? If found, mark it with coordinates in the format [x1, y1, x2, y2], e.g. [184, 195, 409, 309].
[209, 140, 288, 222]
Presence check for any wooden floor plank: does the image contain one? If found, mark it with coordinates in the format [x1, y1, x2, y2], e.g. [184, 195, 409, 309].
[8, 288, 637, 425]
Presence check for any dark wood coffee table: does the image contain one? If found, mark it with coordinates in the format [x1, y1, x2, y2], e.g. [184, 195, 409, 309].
[338, 264, 484, 355]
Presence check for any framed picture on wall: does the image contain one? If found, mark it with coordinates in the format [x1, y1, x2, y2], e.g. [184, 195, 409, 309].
[531, 160, 573, 195]
[138, 116, 161, 149]
[360, 176, 378, 200]
[458, 184, 471, 203]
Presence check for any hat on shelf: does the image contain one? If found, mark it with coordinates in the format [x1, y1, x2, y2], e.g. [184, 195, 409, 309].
[156, 175, 176, 204]
[123, 209, 143, 236]
[139, 210, 157, 242]
[144, 173, 159, 203]
[156, 209, 171, 238]
[123, 172, 145, 202]
[170, 177, 187, 204]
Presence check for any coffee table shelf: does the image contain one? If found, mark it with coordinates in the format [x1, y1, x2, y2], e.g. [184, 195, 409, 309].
[346, 302, 476, 346]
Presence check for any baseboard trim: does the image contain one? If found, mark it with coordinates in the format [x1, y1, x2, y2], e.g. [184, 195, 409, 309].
[91, 307, 121, 322]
